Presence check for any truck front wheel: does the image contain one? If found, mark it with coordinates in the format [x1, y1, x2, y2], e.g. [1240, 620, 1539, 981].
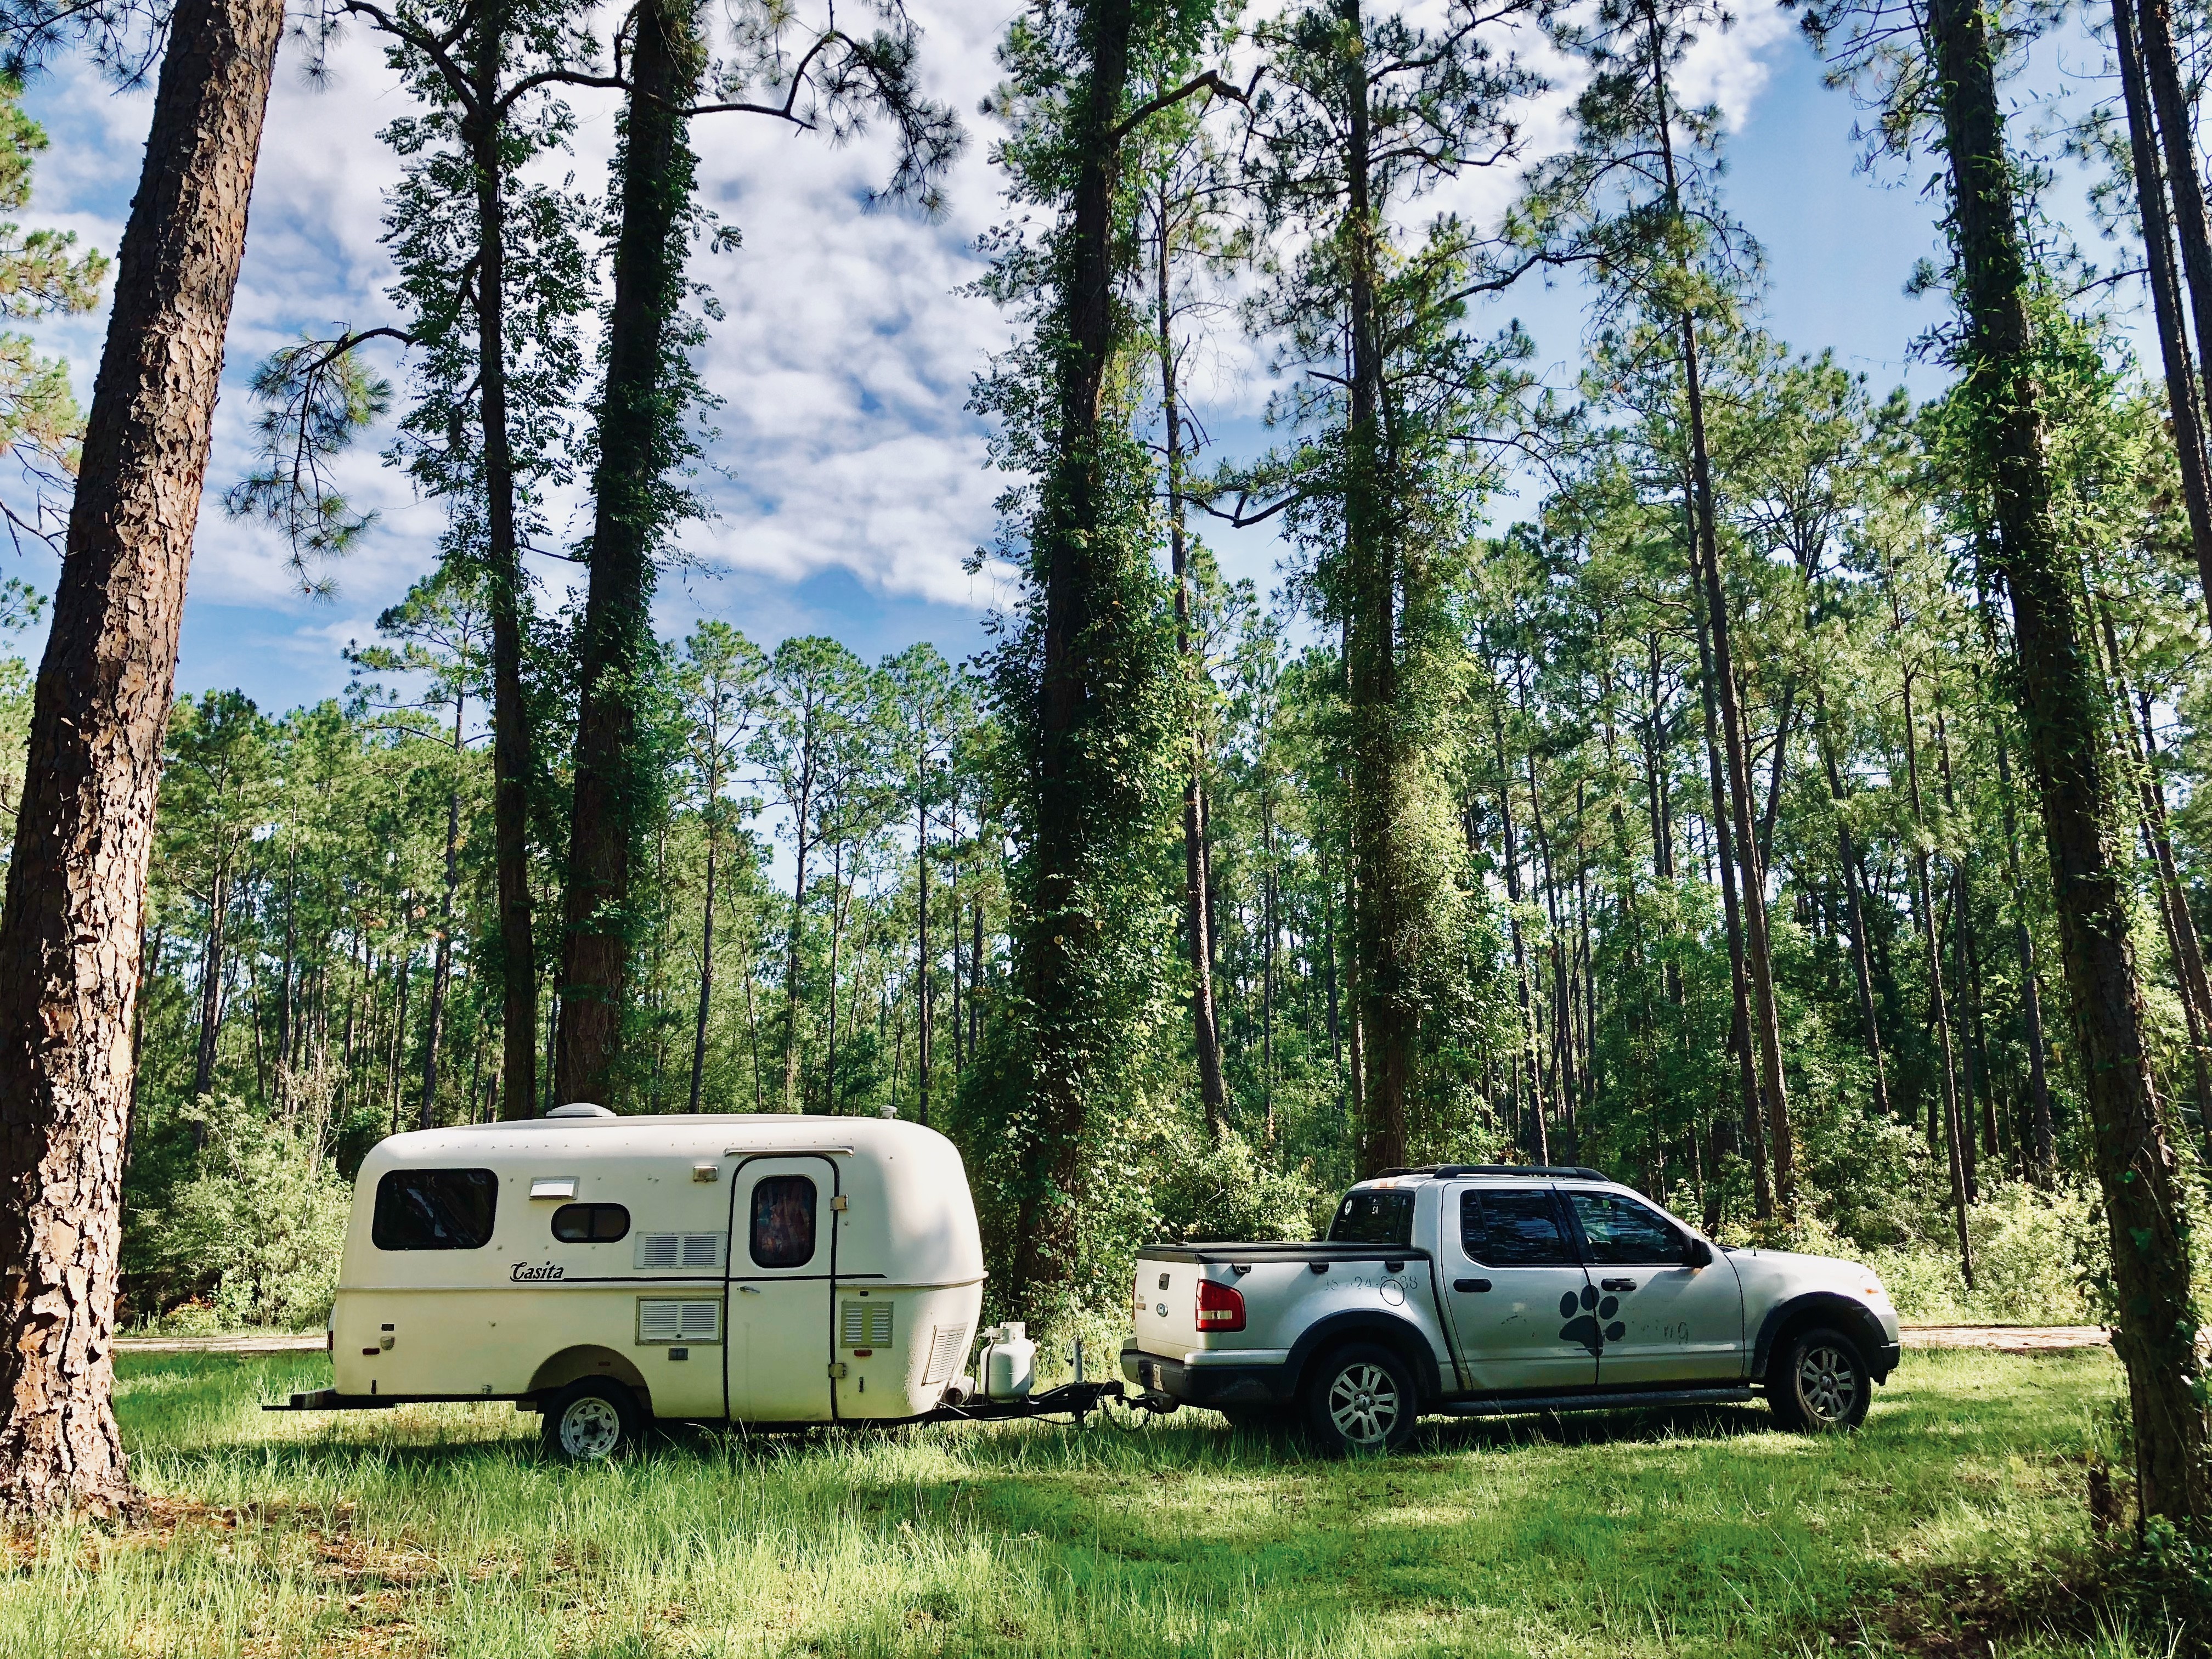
[1301, 1343, 1419, 1454]
[543, 1379, 642, 1461]
[1767, 1325, 1871, 1432]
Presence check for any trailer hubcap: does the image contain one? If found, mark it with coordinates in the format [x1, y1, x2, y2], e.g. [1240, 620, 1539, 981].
[558, 1395, 624, 1459]
[1327, 1363, 1400, 1446]
[1797, 1346, 1857, 1425]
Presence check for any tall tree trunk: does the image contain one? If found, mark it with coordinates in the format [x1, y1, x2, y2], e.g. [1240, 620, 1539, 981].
[1340, 0, 1414, 1174]
[2112, 0, 2212, 614]
[1643, 0, 1792, 1203]
[2134, 0, 2212, 539]
[557, 0, 702, 1107]
[420, 699, 464, 1128]
[0, 0, 286, 1507]
[1816, 705, 1891, 1119]
[690, 786, 718, 1114]
[1929, 0, 2209, 1526]
[469, 7, 540, 1121]
[1988, 705, 2057, 1180]
[1156, 192, 1228, 1135]
[1901, 672, 1974, 1279]
[782, 823, 811, 1111]
[1691, 527, 1770, 1217]
[1492, 702, 1548, 1163]
[916, 793, 931, 1126]
[193, 861, 230, 1098]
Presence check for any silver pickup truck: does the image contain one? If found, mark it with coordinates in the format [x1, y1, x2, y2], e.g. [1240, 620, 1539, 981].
[1120, 1164, 1903, 1453]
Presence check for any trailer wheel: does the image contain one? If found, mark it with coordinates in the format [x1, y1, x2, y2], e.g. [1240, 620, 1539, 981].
[1300, 1342, 1419, 1455]
[543, 1379, 641, 1461]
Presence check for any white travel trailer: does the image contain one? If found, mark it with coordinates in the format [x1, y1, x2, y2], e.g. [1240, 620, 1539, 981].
[302, 1107, 994, 1457]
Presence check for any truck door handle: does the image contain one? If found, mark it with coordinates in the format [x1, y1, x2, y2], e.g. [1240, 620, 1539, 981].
[1601, 1279, 1638, 1293]
[1454, 1278, 1492, 1293]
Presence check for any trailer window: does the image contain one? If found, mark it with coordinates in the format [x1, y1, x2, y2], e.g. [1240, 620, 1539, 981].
[551, 1203, 630, 1244]
[372, 1169, 496, 1251]
[1327, 1189, 1415, 1246]
[750, 1176, 816, 1268]
[1461, 1189, 1575, 1266]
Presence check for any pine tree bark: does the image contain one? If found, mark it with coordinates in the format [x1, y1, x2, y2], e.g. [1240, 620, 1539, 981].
[557, 0, 702, 1107]
[1929, 0, 2209, 1526]
[0, 0, 284, 1516]
[420, 697, 464, 1128]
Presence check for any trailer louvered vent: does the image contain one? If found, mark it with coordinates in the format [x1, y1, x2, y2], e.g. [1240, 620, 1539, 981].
[633, 1232, 726, 1271]
[636, 1297, 721, 1344]
[921, 1322, 969, 1385]
[840, 1299, 894, 1348]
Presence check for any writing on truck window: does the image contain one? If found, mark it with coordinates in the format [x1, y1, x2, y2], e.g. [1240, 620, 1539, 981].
[751, 1175, 816, 1268]
[1460, 1189, 1575, 1266]
[1328, 1189, 1414, 1246]
[372, 1169, 496, 1251]
[1568, 1192, 1689, 1266]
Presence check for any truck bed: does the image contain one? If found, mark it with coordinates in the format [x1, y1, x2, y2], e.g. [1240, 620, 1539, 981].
[1137, 1242, 1431, 1263]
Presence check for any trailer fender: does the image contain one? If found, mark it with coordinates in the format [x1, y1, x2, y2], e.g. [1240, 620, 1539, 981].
[1286, 1311, 1446, 1404]
[526, 1346, 651, 1412]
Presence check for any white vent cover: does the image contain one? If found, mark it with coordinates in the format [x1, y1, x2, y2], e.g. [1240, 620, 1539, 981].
[636, 1298, 721, 1344]
[528, 1177, 577, 1201]
[922, 1322, 969, 1385]
[840, 1299, 894, 1348]
[634, 1232, 726, 1271]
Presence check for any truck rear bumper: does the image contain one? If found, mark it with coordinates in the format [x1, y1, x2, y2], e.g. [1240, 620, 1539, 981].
[1121, 1345, 1295, 1408]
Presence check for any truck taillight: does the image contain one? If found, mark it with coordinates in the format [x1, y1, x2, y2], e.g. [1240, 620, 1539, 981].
[1195, 1279, 1245, 1333]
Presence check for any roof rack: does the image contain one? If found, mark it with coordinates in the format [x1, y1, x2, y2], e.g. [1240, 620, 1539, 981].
[1370, 1164, 1609, 1181]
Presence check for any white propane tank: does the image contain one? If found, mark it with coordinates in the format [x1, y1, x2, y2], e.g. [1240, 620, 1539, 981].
[979, 1323, 1036, 1401]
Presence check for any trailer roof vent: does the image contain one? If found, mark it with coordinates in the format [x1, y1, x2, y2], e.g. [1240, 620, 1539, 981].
[546, 1102, 617, 1119]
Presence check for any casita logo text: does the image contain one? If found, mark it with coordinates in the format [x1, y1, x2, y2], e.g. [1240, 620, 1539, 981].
[510, 1262, 565, 1283]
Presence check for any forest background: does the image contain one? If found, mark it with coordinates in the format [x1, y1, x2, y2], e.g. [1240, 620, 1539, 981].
[0, 0, 2188, 1364]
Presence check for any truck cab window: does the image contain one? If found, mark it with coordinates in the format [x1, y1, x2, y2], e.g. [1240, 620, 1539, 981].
[1567, 1192, 1688, 1265]
[551, 1203, 630, 1243]
[1327, 1189, 1414, 1245]
[1460, 1189, 1575, 1266]
[751, 1176, 816, 1268]
[372, 1169, 497, 1251]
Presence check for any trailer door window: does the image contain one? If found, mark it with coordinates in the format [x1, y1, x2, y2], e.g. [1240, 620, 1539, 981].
[372, 1169, 497, 1250]
[551, 1203, 630, 1243]
[749, 1176, 816, 1268]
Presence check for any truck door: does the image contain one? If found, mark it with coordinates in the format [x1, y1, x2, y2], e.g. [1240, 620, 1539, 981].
[725, 1156, 838, 1423]
[1443, 1183, 1598, 1393]
[1561, 1188, 1743, 1386]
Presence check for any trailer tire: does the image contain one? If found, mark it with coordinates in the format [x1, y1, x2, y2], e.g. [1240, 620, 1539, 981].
[1300, 1342, 1419, 1455]
[1767, 1324, 1871, 1433]
[543, 1379, 642, 1461]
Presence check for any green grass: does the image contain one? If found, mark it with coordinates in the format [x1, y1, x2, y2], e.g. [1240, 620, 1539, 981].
[0, 1346, 2172, 1657]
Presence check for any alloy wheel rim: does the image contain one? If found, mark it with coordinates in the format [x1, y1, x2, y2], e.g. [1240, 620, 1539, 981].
[1798, 1345, 1856, 1424]
[560, 1395, 623, 1458]
[1327, 1363, 1400, 1444]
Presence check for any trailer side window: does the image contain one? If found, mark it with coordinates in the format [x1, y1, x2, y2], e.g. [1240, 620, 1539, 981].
[750, 1176, 816, 1268]
[551, 1203, 630, 1244]
[372, 1169, 497, 1251]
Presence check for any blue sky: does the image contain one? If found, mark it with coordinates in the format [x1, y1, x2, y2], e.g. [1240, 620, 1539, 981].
[2, 0, 2127, 719]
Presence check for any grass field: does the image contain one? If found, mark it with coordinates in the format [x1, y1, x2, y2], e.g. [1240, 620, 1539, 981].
[0, 1345, 2176, 1657]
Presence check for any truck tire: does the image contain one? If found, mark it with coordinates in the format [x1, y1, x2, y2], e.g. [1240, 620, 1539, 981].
[1301, 1342, 1419, 1455]
[543, 1378, 642, 1460]
[1767, 1325, 1871, 1433]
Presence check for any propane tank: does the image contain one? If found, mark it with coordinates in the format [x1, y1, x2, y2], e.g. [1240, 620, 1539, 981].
[978, 1323, 1036, 1401]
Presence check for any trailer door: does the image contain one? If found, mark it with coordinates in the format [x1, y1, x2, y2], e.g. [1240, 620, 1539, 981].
[725, 1155, 838, 1424]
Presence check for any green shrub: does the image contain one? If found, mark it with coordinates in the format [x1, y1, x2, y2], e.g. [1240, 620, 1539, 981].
[142, 1076, 351, 1330]
[1836, 1181, 2100, 1324]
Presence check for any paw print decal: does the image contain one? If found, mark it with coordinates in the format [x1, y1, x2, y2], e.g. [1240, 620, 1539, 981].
[1557, 1285, 1628, 1354]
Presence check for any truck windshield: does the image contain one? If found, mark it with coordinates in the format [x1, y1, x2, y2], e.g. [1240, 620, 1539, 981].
[1328, 1189, 1415, 1245]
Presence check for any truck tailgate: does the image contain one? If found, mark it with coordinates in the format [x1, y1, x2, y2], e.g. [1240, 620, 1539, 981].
[1133, 1255, 1193, 1355]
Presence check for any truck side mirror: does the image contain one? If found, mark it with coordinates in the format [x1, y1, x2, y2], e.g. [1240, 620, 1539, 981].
[1688, 1237, 1713, 1268]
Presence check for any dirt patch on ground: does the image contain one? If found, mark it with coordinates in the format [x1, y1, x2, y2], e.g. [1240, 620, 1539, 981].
[1898, 1324, 2108, 1353]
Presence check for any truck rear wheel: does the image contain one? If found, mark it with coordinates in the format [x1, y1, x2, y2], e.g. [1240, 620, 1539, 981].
[1301, 1343, 1419, 1455]
[1767, 1325, 1871, 1433]
[543, 1379, 642, 1460]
